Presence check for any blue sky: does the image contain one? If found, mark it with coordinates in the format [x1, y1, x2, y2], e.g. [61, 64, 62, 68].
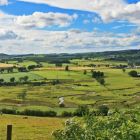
[0, 0, 140, 54]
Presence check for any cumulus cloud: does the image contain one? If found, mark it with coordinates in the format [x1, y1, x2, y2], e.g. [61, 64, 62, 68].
[0, 10, 139, 54]
[0, 30, 18, 40]
[0, 0, 8, 5]
[15, 12, 78, 28]
[0, 27, 139, 54]
[18, 0, 140, 24]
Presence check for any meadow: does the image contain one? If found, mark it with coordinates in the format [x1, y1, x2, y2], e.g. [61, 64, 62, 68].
[0, 57, 140, 139]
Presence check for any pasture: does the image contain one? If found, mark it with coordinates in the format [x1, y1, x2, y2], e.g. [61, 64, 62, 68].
[0, 58, 140, 139]
[0, 115, 65, 140]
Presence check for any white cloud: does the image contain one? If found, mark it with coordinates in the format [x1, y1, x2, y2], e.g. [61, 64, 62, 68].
[0, 11, 139, 54]
[0, 30, 18, 40]
[15, 12, 78, 28]
[0, 0, 8, 5]
[0, 27, 140, 54]
[18, 0, 140, 24]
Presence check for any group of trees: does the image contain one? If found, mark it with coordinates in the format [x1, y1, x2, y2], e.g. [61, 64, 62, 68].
[92, 71, 105, 86]
[1, 108, 57, 117]
[0, 67, 14, 73]
[0, 76, 29, 86]
[28, 64, 42, 71]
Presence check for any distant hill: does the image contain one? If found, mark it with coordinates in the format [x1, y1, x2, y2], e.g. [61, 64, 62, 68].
[0, 53, 11, 59]
[0, 49, 140, 64]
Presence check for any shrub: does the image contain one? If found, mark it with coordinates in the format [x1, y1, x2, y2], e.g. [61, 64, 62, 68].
[59, 103, 65, 108]
[97, 78, 105, 86]
[129, 70, 138, 77]
[53, 111, 140, 140]
[1, 108, 16, 115]
[61, 111, 73, 117]
[20, 109, 57, 117]
[83, 70, 87, 75]
[98, 105, 109, 116]
[52, 80, 60, 85]
[73, 105, 89, 117]
[65, 65, 69, 71]
[44, 111, 57, 117]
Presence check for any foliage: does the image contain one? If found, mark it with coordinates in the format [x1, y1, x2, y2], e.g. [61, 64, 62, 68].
[73, 105, 89, 117]
[10, 77, 15, 83]
[83, 70, 87, 75]
[61, 111, 73, 117]
[65, 65, 69, 71]
[129, 70, 138, 77]
[97, 78, 105, 86]
[97, 105, 109, 116]
[53, 111, 140, 140]
[20, 109, 57, 117]
[1, 108, 16, 114]
[92, 71, 104, 79]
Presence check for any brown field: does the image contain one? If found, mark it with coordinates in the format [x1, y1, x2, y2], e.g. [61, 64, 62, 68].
[0, 63, 14, 68]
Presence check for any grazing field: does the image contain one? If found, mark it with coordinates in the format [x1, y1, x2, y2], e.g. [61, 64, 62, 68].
[0, 115, 65, 140]
[0, 56, 140, 139]
[0, 72, 44, 82]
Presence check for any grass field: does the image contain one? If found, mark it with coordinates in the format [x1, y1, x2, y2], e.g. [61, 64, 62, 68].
[0, 115, 65, 140]
[0, 59, 140, 139]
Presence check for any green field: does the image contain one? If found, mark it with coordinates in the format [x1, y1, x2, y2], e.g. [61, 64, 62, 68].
[0, 115, 65, 140]
[0, 58, 140, 139]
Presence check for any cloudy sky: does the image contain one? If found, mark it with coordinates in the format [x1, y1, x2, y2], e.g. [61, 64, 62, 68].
[0, 0, 140, 54]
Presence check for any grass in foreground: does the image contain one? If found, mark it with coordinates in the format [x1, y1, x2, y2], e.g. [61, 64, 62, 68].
[0, 115, 65, 140]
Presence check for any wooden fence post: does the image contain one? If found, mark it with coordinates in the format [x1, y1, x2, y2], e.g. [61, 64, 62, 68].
[7, 125, 12, 140]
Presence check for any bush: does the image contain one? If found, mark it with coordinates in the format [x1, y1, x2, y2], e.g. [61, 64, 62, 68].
[61, 111, 73, 117]
[44, 111, 57, 117]
[97, 78, 105, 86]
[59, 103, 65, 108]
[129, 70, 138, 77]
[20, 109, 57, 117]
[98, 105, 109, 116]
[53, 111, 140, 140]
[73, 105, 89, 117]
[52, 80, 60, 85]
[1, 108, 16, 115]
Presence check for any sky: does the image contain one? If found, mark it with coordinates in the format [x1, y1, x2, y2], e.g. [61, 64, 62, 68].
[0, 0, 140, 54]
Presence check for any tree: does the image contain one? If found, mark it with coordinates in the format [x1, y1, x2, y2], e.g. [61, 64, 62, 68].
[98, 105, 109, 116]
[0, 79, 4, 84]
[73, 105, 89, 117]
[129, 70, 138, 77]
[98, 78, 105, 86]
[28, 65, 35, 71]
[83, 70, 87, 75]
[10, 77, 15, 83]
[18, 67, 28, 72]
[65, 65, 69, 71]
[122, 68, 126, 73]
[23, 76, 29, 82]
[19, 76, 29, 83]
[7, 68, 13, 73]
